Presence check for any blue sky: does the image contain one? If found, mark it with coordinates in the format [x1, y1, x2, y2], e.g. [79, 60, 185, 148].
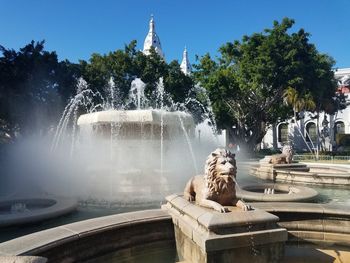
[1, 0, 349, 68]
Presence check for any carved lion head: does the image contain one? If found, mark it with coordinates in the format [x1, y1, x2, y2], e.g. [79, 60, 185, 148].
[204, 148, 237, 194]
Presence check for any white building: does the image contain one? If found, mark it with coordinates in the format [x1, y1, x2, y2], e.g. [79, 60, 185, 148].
[142, 16, 191, 75]
[261, 68, 350, 152]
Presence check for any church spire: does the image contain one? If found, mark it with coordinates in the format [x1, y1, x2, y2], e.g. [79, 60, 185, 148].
[143, 15, 164, 59]
[180, 47, 192, 75]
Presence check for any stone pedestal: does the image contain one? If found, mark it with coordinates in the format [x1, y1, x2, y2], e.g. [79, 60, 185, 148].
[162, 194, 287, 263]
[251, 157, 308, 181]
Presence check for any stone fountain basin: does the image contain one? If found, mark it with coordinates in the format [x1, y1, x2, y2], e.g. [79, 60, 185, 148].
[1, 203, 350, 262]
[251, 162, 350, 186]
[307, 166, 350, 175]
[77, 109, 194, 126]
[236, 183, 318, 202]
[0, 197, 78, 227]
[274, 167, 350, 186]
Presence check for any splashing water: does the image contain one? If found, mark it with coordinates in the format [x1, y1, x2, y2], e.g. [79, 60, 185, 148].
[48, 76, 221, 204]
[157, 78, 165, 176]
[51, 78, 105, 153]
[128, 78, 148, 110]
[192, 84, 219, 134]
[178, 113, 198, 174]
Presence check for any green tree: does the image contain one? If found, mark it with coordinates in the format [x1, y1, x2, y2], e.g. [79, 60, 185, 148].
[80, 41, 138, 104]
[194, 18, 338, 153]
[0, 41, 80, 137]
[164, 60, 193, 103]
[81, 41, 195, 111]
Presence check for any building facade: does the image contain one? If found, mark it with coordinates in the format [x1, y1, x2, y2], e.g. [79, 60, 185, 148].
[261, 68, 350, 152]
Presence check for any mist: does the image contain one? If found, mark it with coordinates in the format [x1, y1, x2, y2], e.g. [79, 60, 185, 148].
[0, 77, 241, 205]
[0, 119, 225, 206]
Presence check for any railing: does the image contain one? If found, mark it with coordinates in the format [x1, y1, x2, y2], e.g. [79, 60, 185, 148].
[294, 154, 350, 162]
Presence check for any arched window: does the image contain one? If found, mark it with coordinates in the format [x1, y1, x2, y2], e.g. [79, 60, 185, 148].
[306, 122, 317, 142]
[278, 123, 288, 143]
[334, 121, 345, 138]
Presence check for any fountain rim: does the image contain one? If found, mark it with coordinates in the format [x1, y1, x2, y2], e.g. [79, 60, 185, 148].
[1, 203, 350, 261]
[0, 196, 78, 228]
[77, 109, 195, 126]
[236, 183, 319, 202]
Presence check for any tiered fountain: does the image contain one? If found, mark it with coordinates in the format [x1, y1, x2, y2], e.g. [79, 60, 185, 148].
[48, 77, 220, 205]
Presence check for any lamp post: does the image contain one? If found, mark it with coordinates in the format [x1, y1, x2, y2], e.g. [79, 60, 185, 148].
[231, 125, 237, 151]
[321, 114, 330, 151]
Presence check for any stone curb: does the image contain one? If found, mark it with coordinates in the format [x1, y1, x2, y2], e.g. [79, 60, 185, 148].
[0, 209, 170, 257]
[0, 197, 78, 228]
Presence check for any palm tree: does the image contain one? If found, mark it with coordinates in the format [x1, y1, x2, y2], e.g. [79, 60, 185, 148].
[283, 87, 316, 156]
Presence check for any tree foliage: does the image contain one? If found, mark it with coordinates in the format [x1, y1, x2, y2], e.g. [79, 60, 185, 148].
[0, 41, 80, 136]
[0, 39, 196, 138]
[283, 87, 316, 113]
[194, 18, 340, 152]
[80, 41, 195, 110]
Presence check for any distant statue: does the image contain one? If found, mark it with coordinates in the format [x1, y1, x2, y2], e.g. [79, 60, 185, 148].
[184, 148, 252, 212]
[269, 145, 293, 164]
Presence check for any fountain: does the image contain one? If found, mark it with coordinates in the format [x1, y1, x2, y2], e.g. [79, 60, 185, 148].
[77, 108, 196, 200]
[0, 77, 212, 231]
[1, 77, 350, 263]
[68, 77, 208, 203]
[251, 145, 350, 186]
[1, 146, 350, 262]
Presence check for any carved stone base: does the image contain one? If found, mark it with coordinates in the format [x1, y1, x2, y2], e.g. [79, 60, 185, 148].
[162, 194, 287, 263]
[251, 159, 308, 181]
